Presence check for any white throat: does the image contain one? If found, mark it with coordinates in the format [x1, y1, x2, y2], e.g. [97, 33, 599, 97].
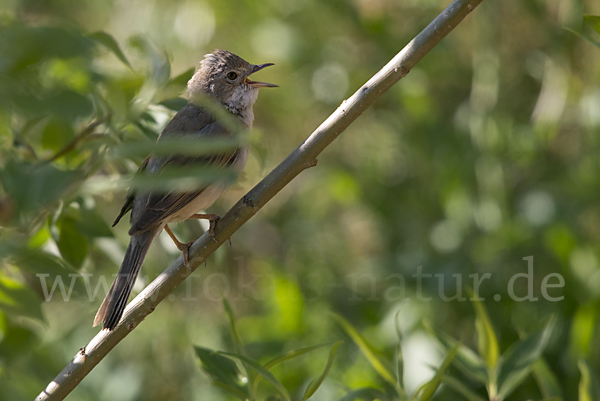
[225, 86, 259, 129]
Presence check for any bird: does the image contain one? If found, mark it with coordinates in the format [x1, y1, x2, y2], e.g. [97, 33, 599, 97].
[94, 49, 277, 330]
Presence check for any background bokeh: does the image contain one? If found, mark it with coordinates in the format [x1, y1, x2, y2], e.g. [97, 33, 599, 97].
[1, 0, 600, 400]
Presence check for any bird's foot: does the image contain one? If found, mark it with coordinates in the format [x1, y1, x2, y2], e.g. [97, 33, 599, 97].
[188, 213, 221, 243]
[179, 241, 195, 270]
[207, 215, 220, 243]
[164, 225, 194, 269]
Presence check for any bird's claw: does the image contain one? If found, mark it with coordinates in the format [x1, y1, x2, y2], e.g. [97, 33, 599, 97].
[180, 241, 194, 270]
[208, 216, 220, 243]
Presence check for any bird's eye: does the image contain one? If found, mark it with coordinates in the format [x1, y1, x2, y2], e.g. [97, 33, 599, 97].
[226, 71, 238, 80]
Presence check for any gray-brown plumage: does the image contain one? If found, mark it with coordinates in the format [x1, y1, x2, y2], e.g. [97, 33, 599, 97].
[94, 50, 276, 330]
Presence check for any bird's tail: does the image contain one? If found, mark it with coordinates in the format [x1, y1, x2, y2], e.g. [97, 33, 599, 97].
[94, 228, 158, 330]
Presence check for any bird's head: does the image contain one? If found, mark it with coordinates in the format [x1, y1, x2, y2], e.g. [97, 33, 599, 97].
[187, 49, 277, 115]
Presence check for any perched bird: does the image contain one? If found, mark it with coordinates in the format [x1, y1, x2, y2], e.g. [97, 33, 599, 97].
[94, 49, 277, 330]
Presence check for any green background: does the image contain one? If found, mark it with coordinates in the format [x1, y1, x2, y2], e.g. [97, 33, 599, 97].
[1, 0, 599, 400]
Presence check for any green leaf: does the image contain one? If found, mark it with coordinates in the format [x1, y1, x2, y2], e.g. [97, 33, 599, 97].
[46, 90, 94, 121]
[253, 342, 333, 398]
[425, 321, 488, 384]
[87, 31, 132, 69]
[415, 343, 458, 401]
[569, 304, 596, 358]
[27, 222, 51, 249]
[13, 249, 70, 276]
[442, 376, 487, 401]
[393, 310, 405, 395]
[301, 342, 342, 401]
[469, 291, 499, 370]
[264, 343, 333, 370]
[194, 346, 248, 400]
[0, 272, 44, 322]
[223, 298, 246, 356]
[155, 67, 196, 103]
[110, 136, 243, 159]
[160, 97, 188, 112]
[128, 36, 170, 85]
[584, 15, 600, 35]
[0, 160, 81, 218]
[0, 26, 93, 70]
[218, 351, 290, 401]
[77, 204, 114, 238]
[221, 298, 256, 397]
[497, 317, 556, 399]
[564, 28, 600, 49]
[578, 359, 600, 401]
[333, 313, 397, 388]
[337, 387, 387, 401]
[56, 216, 88, 268]
[0, 314, 38, 362]
[42, 117, 75, 152]
[169, 67, 195, 86]
[533, 358, 563, 400]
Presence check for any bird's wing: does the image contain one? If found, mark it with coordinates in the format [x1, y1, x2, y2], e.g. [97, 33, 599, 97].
[112, 156, 151, 227]
[126, 107, 242, 236]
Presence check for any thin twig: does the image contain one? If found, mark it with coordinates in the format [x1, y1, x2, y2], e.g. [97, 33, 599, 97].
[35, 1, 484, 399]
[46, 115, 110, 162]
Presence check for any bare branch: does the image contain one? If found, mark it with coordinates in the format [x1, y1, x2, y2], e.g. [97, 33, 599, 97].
[35, 0, 484, 399]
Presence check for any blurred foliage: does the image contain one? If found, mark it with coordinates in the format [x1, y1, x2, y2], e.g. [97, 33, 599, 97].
[1, 0, 600, 400]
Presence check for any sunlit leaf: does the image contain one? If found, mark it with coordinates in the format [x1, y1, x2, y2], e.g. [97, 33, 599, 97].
[425, 321, 488, 384]
[578, 359, 600, 401]
[469, 290, 499, 370]
[583, 15, 600, 35]
[27, 222, 51, 249]
[569, 304, 596, 358]
[333, 313, 397, 387]
[415, 343, 458, 401]
[301, 342, 341, 401]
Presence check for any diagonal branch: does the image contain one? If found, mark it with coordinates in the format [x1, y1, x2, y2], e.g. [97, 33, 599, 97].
[36, 0, 484, 399]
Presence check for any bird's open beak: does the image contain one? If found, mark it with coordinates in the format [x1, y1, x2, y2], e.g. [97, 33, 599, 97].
[245, 63, 278, 88]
